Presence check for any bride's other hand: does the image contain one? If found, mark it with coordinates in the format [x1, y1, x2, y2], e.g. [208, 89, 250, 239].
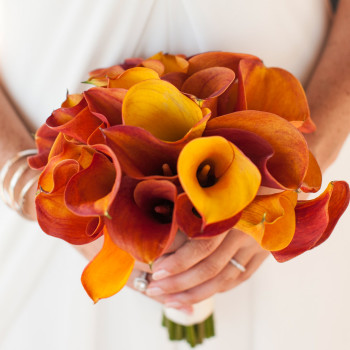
[142, 229, 269, 311]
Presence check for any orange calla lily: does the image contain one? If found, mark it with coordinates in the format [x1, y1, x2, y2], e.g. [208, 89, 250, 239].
[273, 181, 350, 262]
[47, 99, 102, 144]
[105, 177, 178, 264]
[36, 159, 103, 244]
[235, 191, 298, 251]
[188, 51, 260, 75]
[206, 111, 309, 190]
[300, 151, 322, 193]
[102, 125, 180, 179]
[175, 193, 241, 238]
[28, 123, 59, 170]
[84, 87, 127, 127]
[65, 150, 121, 217]
[182, 67, 235, 118]
[122, 79, 204, 141]
[178, 136, 261, 225]
[81, 229, 135, 303]
[236, 59, 315, 133]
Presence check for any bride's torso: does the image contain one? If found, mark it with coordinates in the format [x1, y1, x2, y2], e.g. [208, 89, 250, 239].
[0, 0, 331, 130]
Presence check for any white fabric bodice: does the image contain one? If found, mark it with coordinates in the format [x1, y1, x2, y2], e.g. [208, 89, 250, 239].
[1, 1, 350, 350]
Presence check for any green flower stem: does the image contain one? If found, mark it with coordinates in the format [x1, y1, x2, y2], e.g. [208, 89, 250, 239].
[162, 313, 215, 347]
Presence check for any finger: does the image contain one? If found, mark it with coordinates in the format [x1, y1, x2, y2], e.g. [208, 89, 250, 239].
[162, 247, 261, 305]
[151, 231, 228, 280]
[146, 230, 245, 295]
[126, 269, 194, 313]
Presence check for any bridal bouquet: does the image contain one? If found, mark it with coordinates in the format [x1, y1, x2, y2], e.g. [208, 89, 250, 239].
[29, 51, 349, 347]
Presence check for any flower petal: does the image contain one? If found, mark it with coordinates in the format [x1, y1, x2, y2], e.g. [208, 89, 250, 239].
[235, 191, 297, 251]
[206, 111, 309, 190]
[102, 125, 180, 178]
[35, 160, 103, 244]
[175, 193, 241, 238]
[84, 87, 127, 126]
[237, 59, 315, 132]
[272, 181, 350, 262]
[47, 99, 102, 144]
[178, 136, 261, 225]
[122, 79, 204, 141]
[81, 229, 135, 303]
[65, 151, 120, 217]
[300, 151, 322, 193]
[108, 67, 160, 89]
[204, 127, 277, 187]
[188, 52, 260, 75]
[105, 177, 178, 263]
[28, 124, 59, 170]
[147, 52, 189, 74]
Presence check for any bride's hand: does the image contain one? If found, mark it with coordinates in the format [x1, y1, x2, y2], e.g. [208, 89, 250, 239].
[129, 229, 269, 313]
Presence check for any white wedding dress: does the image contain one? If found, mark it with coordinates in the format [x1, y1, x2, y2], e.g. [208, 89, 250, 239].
[1, 1, 350, 349]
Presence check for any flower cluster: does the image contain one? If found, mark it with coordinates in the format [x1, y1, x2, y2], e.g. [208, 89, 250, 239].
[29, 52, 350, 302]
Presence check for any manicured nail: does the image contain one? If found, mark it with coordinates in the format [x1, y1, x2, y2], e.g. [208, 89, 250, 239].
[152, 269, 170, 280]
[146, 287, 164, 296]
[164, 301, 183, 309]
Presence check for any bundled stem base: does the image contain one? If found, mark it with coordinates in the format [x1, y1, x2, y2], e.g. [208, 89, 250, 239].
[162, 313, 215, 347]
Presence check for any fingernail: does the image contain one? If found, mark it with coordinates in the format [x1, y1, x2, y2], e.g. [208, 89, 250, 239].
[164, 301, 183, 309]
[146, 287, 164, 296]
[152, 269, 170, 280]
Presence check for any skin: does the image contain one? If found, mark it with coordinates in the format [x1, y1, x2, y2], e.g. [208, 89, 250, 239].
[0, 0, 349, 313]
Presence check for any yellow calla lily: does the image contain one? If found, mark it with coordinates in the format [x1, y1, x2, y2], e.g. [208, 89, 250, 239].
[122, 79, 203, 141]
[177, 136, 261, 225]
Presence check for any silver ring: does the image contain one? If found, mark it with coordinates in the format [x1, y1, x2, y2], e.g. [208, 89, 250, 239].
[230, 258, 246, 272]
[133, 271, 149, 292]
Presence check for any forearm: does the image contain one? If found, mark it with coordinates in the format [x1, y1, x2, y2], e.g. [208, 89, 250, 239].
[305, 0, 350, 172]
[0, 84, 38, 219]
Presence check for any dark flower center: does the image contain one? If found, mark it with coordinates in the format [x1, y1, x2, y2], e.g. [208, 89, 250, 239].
[153, 200, 174, 224]
[196, 162, 217, 188]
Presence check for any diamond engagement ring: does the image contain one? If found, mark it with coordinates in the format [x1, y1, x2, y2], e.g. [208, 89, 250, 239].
[133, 271, 149, 292]
[229, 258, 246, 272]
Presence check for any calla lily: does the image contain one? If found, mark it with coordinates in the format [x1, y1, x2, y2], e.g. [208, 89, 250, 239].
[273, 181, 350, 262]
[84, 87, 127, 126]
[102, 125, 180, 179]
[122, 79, 205, 141]
[175, 193, 241, 238]
[28, 123, 59, 170]
[188, 51, 260, 75]
[38, 134, 95, 193]
[105, 177, 178, 263]
[65, 148, 121, 217]
[236, 59, 315, 133]
[161, 72, 188, 90]
[87, 65, 125, 87]
[147, 52, 189, 74]
[300, 151, 322, 193]
[178, 136, 261, 225]
[204, 127, 275, 187]
[47, 99, 102, 144]
[235, 191, 298, 251]
[35, 135, 103, 244]
[182, 67, 235, 118]
[36, 159, 103, 244]
[81, 229, 135, 303]
[108, 67, 160, 89]
[206, 111, 309, 190]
